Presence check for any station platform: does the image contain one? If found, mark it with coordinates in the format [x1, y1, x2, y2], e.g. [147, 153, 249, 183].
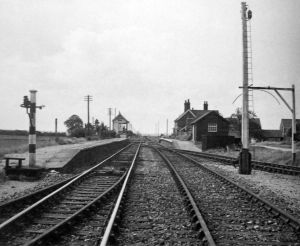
[1, 138, 126, 170]
[159, 138, 202, 152]
[172, 139, 202, 152]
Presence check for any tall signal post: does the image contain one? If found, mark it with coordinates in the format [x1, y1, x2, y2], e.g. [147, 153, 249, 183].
[239, 2, 297, 165]
[84, 95, 93, 137]
[240, 2, 252, 174]
[20, 90, 44, 167]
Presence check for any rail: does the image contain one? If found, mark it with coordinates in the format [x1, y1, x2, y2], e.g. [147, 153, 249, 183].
[100, 143, 142, 246]
[0, 143, 132, 232]
[154, 146, 216, 246]
[173, 150, 300, 231]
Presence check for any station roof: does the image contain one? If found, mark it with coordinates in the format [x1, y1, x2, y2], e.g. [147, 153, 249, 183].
[112, 112, 129, 123]
[175, 109, 217, 122]
[191, 110, 225, 125]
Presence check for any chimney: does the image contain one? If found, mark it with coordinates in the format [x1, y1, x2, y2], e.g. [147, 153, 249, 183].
[204, 101, 208, 110]
[184, 99, 190, 112]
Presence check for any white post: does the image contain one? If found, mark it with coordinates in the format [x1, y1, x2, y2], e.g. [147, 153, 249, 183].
[292, 84, 296, 164]
[166, 119, 168, 137]
[241, 2, 249, 150]
[240, 2, 251, 174]
[29, 90, 37, 167]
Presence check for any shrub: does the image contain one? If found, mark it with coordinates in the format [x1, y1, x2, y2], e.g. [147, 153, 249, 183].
[70, 128, 85, 138]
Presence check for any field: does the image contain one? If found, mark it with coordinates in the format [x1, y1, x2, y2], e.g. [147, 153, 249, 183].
[0, 135, 58, 159]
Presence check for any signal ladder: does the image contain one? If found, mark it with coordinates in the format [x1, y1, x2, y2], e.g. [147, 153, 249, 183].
[246, 19, 254, 113]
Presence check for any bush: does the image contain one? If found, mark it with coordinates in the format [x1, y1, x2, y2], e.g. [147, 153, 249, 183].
[70, 128, 85, 138]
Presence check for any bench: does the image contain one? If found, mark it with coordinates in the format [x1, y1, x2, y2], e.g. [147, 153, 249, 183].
[4, 157, 26, 168]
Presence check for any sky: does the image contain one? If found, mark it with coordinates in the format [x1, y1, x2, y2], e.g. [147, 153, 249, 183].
[0, 0, 299, 135]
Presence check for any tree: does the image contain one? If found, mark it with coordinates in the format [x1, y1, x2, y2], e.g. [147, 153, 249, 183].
[64, 115, 84, 137]
[230, 107, 257, 120]
[230, 108, 263, 140]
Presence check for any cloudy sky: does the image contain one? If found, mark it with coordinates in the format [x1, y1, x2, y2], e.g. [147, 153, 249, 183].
[0, 0, 299, 134]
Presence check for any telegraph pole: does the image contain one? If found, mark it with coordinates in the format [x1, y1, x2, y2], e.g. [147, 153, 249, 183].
[55, 118, 58, 139]
[84, 95, 93, 137]
[108, 108, 112, 130]
[166, 119, 168, 137]
[240, 2, 252, 174]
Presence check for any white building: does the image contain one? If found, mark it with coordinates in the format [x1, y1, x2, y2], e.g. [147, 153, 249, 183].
[112, 112, 129, 134]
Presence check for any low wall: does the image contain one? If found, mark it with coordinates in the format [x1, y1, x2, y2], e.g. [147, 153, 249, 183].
[62, 139, 129, 173]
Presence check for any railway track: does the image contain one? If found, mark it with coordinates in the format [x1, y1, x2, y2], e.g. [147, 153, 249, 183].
[158, 147, 300, 245]
[174, 149, 300, 176]
[0, 141, 133, 225]
[0, 143, 140, 246]
[0, 175, 77, 225]
[2, 138, 299, 245]
[100, 143, 215, 245]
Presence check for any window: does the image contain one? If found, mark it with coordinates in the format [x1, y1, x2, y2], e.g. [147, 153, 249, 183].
[208, 123, 217, 132]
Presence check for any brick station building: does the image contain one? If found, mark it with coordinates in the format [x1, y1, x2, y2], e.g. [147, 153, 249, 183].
[174, 100, 229, 142]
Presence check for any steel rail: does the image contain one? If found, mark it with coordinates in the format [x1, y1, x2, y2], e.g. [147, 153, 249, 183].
[0, 174, 78, 210]
[25, 171, 128, 246]
[153, 146, 216, 246]
[100, 143, 142, 246]
[172, 150, 300, 231]
[0, 143, 132, 232]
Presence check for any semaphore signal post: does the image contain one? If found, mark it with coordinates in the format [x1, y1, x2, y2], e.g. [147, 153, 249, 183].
[20, 90, 45, 167]
[239, 2, 252, 174]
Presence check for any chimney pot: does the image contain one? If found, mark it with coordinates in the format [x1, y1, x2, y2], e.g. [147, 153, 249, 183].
[204, 101, 208, 110]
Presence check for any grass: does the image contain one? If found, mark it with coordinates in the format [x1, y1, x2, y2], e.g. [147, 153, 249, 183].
[249, 146, 300, 166]
[205, 142, 300, 166]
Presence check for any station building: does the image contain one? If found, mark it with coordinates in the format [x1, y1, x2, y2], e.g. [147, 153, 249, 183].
[113, 112, 129, 135]
[280, 119, 300, 139]
[174, 100, 229, 141]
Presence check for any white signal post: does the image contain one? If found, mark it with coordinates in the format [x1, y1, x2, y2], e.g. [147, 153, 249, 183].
[29, 90, 37, 167]
[240, 2, 252, 174]
[21, 90, 45, 167]
[292, 85, 296, 163]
